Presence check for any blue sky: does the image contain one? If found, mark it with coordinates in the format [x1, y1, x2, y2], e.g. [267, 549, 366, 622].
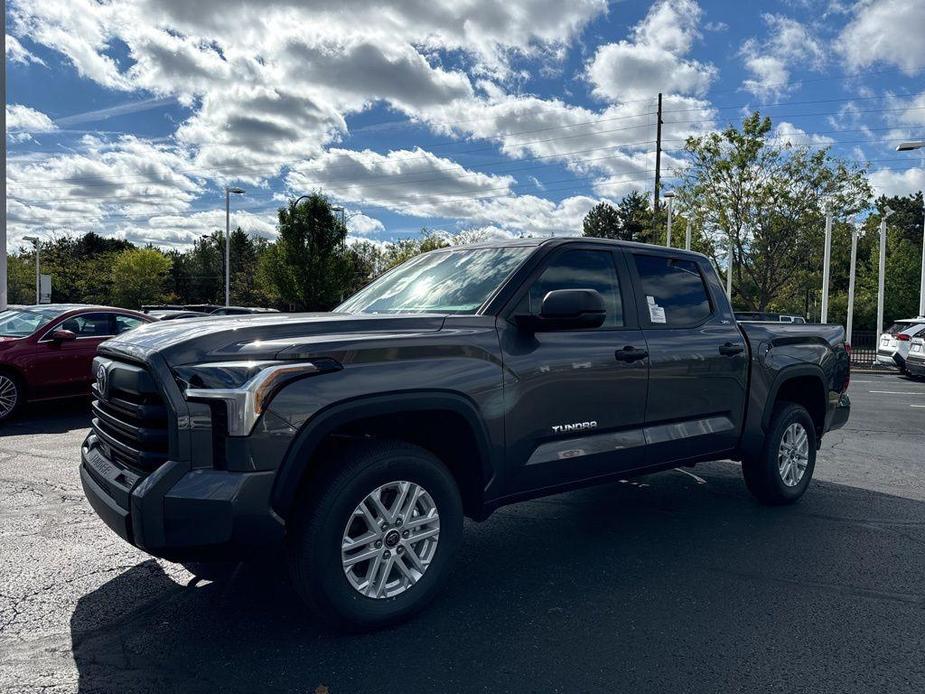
[5, 0, 925, 249]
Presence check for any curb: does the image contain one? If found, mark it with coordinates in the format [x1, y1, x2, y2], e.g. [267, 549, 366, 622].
[852, 368, 900, 374]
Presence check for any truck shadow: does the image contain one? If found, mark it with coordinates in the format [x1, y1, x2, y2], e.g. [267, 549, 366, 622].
[2, 398, 91, 436]
[69, 462, 925, 693]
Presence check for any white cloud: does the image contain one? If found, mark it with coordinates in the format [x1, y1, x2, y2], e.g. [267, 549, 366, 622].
[773, 121, 836, 147]
[347, 212, 386, 237]
[838, 0, 925, 75]
[287, 147, 605, 237]
[5, 136, 212, 245]
[868, 167, 925, 197]
[585, 0, 716, 103]
[740, 14, 825, 98]
[6, 34, 45, 65]
[6, 104, 57, 132]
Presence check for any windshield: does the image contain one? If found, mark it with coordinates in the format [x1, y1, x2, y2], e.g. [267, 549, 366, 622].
[0, 307, 66, 337]
[336, 246, 532, 315]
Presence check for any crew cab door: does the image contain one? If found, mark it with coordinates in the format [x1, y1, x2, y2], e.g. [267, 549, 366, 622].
[498, 245, 649, 493]
[625, 250, 748, 464]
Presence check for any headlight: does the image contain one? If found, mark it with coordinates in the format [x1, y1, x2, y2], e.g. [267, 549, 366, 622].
[177, 360, 336, 436]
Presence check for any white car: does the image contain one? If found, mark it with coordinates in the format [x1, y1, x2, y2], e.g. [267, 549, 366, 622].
[877, 318, 925, 371]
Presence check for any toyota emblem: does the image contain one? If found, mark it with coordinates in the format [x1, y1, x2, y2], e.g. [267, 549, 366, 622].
[96, 364, 108, 397]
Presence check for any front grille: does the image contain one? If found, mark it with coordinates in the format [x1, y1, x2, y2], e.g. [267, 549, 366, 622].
[90, 358, 170, 475]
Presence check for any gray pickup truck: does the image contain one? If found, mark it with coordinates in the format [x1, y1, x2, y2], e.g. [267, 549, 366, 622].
[80, 237, 850, 629]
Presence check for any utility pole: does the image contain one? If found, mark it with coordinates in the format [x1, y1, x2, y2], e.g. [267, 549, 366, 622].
[846, 223, 859, 345]
[877, 207, 895, 339]
[653, 92, 663, 215]
[821, 203, 833, 323]
[685, 219, 692, 250]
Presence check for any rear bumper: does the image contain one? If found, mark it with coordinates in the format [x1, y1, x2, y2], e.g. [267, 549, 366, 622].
[80, 435, 284, 561]
[905, 358, 925, 377]
[828, 392, 850, 432]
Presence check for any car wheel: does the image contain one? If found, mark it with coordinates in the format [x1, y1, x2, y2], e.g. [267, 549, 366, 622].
[742, 402, 817, 506]
[287, 440, 463, 631]
[0, 372, 23, 423]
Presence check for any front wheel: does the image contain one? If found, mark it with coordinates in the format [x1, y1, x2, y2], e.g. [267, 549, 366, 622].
[287, 441, 463, 631]
[742, 403, 817, 505]
[0, 372, 23, 423]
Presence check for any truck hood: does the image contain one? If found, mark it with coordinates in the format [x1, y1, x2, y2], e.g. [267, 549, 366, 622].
[99, 312, 447, 366]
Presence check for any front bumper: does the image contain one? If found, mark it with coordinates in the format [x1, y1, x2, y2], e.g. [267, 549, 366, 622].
[81, 435, 284, 561]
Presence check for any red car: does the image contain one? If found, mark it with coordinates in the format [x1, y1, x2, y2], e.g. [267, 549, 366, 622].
[0, 304, 154, 421]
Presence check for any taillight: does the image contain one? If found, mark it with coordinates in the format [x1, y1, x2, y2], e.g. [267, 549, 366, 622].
[897, 333, 911, 342]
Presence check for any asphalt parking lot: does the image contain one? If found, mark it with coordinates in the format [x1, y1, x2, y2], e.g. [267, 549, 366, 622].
[1, 372, 924, 693]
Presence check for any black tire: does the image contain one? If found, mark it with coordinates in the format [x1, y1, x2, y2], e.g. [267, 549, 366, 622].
[742, 402, 817, 506]
[0, 371, 23, 423]
[287, 440, 463, 631]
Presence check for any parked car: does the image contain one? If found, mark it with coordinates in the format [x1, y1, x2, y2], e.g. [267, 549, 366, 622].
[209, 306, 280, 316]
[905, 335, 925, 379]
[0, 304, 154, 421]
[736, 311, 807, 324]
[876, 318, 925, 371]
[142, 304, 279, 316]
[146, 310, 211, 321]
[81, 238, 850, 630]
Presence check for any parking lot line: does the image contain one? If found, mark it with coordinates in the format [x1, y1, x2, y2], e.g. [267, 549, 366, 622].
[911, 404, 925, 408]
[869, 390, 925, 395]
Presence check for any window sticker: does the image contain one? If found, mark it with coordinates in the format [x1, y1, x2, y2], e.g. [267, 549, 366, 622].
[647, 295, 666, 323]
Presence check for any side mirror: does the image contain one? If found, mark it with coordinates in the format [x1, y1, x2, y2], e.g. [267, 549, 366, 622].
[516, 289, 606, 332]
[49, 329, 77, 342]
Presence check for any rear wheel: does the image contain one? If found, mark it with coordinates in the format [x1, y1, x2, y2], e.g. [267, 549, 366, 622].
[742, 402, 816, 505]
[0, 372, 23, 423]
[287, 440, 463, 631]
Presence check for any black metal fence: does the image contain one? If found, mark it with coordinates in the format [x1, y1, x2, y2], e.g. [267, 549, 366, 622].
[849, 330, 878, 366]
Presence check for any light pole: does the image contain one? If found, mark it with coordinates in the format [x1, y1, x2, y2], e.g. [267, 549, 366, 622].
[224, 186, 245, 307]
[821, 203, 833, 323]
[663, 191, 675, 248]
[23, 236, 40, 304]
[895, 141, 925, 316]
[684, 219, 692, 250]
[877, 207, 895, 340]
[726, 235, 734, 301]
[846, 222, 859, 346]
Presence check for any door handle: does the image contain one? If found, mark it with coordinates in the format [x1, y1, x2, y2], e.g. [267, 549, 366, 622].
[719, 342, 745, 356]
[614, 346, 648, 362]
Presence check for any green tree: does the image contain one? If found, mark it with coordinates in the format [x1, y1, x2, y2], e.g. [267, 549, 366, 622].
[677, 112, 870, 311]
[259, 192, 353, 310]
[110, 248, 172, 308]
[582, 201, 622, 239]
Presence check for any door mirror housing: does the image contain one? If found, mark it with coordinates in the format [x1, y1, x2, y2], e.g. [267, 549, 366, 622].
[48, 328, 77, 342]
[516, 289, 607, 332]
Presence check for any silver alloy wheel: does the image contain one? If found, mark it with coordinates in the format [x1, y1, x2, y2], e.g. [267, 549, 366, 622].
[341, 480, 440, 599]
[778, 422, 809, 487]
[0, 375, 17, 419]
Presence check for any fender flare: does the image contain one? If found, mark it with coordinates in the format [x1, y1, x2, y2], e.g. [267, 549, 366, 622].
[761, 363, 827, 431]
[270, 390, 495, 519]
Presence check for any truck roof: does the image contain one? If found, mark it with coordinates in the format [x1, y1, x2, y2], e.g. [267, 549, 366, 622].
[439, 235, 709, 260]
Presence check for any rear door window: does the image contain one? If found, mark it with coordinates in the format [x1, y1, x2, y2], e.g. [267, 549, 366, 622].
[632, 254, 712, 327]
